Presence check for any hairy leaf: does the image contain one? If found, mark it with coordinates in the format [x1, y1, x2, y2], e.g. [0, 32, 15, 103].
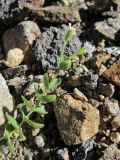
[6, 113, 19, 130]
[49, 78, 61, 90]
[7, 138, 15, 155]
[43, 73, 49, 91]
[21, 96, 33, 110]
[25, 119, 44, 129]
[75, 48, 86, 55]
[37, 94, 56, 103]
[58, 59, 72, 71]
[34, 107, 48, 115]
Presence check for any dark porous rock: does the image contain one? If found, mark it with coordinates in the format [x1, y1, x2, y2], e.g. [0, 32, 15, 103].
[0, 0, 45, 26]
[82, 72, 99, 90]
[33, 25, 81, 71]
[32, 6, 81, 24]
[98, 83, 115, 97]
[102, 58, 120, 86]
[0, 0, 29, 26]
[54, 94, 100, 146]
[71, 139, 94, 160]
[99, 145, 120, 160]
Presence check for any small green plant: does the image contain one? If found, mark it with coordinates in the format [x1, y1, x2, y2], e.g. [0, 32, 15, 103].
[0, 24, 86, 155]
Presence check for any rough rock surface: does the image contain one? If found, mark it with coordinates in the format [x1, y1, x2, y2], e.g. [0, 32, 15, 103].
[2, 21, 40, 67]
[54, 94, 100, 146]
[0, 0, 45, 25]
[98, 83, 115, 97]
[80, 18, 120, 43]
[59, 0, 84, 6]
[0, 73, 14, 126]
[99, 145, 120, 160]
[104, 99, 119, 116]
[102, 58, 120, 86]
[32, 6, 81, 24]
[3, 20, 40, 53]
[2, 48, 24, 67]
[111, 114, 120, 130]
[94, 0, 120, 12]
[33, 25, 81, 70]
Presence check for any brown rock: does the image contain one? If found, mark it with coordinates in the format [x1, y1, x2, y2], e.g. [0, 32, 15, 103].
[3, 21, 40, 53]
[2, 21, 40, 67]
[102, 58, 120, 86]
[68, 75, 82, 87]
[19, 0, 45, 9]
[98, 83, 115, 97]
[111, 114, 120, 131]
[91, 53, 110, 69]
[99, 145, 120, 160]
[54, 94, 100, 146]
[33, 6, 80, 24]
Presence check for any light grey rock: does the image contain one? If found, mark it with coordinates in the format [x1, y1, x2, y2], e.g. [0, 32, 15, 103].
[56, 148, 69, 160]
[0, 73, 14, 126]
[34, 134, 45, 148]
[104, 99, 119, 116]
[99, 145, 120, 160]
[59, 0, 84, 6]
[74, 88, 88, 102]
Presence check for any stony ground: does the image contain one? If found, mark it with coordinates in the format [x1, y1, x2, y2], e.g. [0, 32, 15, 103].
[0, 0, 120, 160]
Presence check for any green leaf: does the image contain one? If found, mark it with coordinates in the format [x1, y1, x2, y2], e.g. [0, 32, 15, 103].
[7, 138, 15, 155]
[19, 130, 26, 141]
[21, 96, 33, 111]
[58, 59, 72, 71]
[49, 78, 61, 90]
[43, 73, 49, 91]
[34, 83, 40, 93]
[6, 113, 19, 130]
[25, 119, 44, 129]
[75, 48, 87, 55]
[65, 27, 74, 42]
[34, 107, 48, 115]
[37, 94, 56, 103]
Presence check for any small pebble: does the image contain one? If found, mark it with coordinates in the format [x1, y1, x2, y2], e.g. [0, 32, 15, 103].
[34, 134, 45, 148]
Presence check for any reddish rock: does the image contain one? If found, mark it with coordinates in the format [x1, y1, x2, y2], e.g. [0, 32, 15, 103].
[102, 58, 120, 86]
[54, 94, 100, 146]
